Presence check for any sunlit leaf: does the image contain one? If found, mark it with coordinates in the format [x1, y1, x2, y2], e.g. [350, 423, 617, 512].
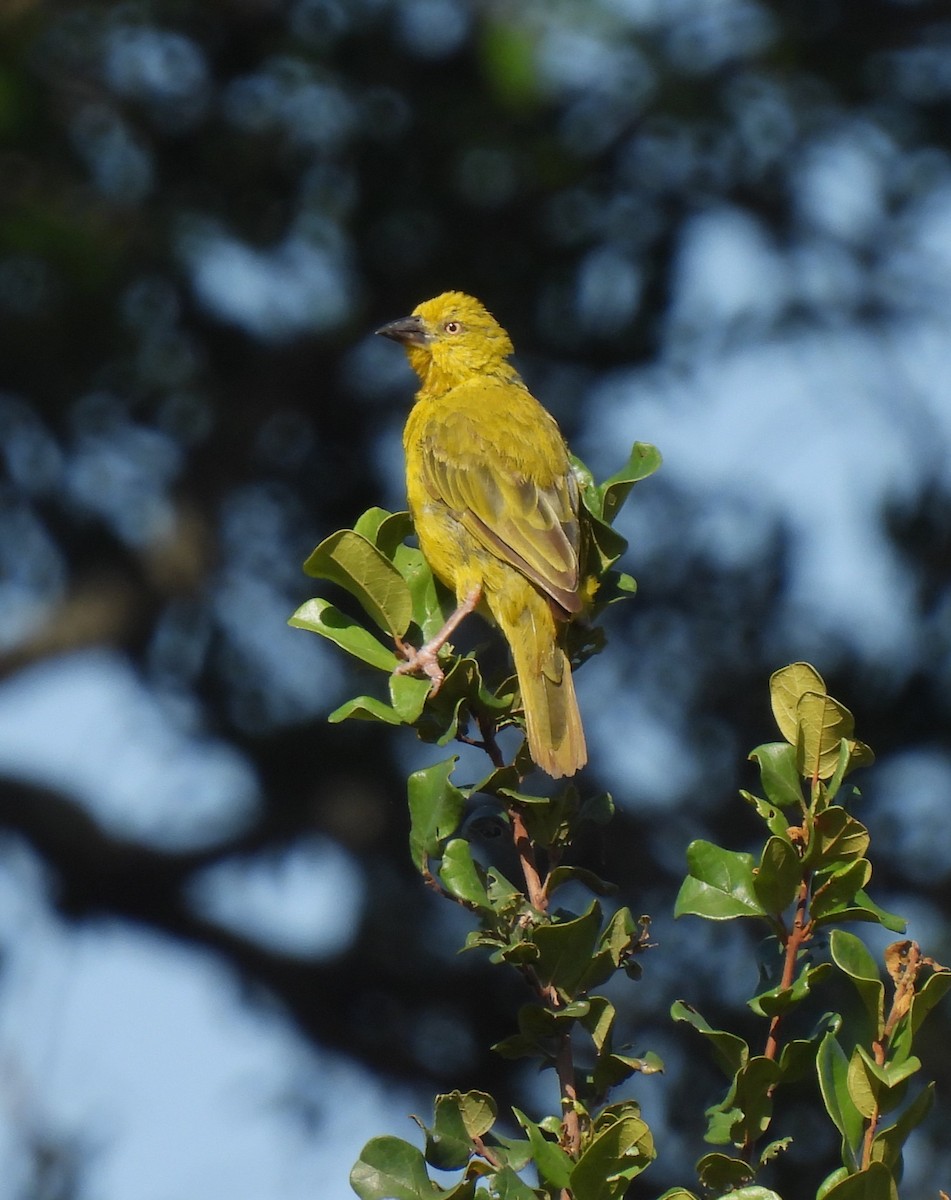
[749, 741, 804, 808]
[797, 692, 855, 780]
[329, 695, 402, 725]
[303, 529, 413, 637]
[569, 1111, 655, 1199]
[675, 841, 766, 920]
[770, 662, 826, 745]
[596, 441, 663, 524]
[289, 598, 399, 671]
[350, 1136, 438, 1200]
[818, 1161, 898, 1200]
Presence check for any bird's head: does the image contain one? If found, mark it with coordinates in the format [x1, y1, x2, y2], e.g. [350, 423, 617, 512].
[376, 292, 514, 389]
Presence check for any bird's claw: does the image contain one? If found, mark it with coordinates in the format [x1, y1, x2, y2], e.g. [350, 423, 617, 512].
[393, 636, 446, 695]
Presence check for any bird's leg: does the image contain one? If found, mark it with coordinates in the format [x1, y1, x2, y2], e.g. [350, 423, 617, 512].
[394, 585, 481, 695]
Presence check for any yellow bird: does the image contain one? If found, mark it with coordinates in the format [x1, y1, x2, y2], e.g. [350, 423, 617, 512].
[377, 291, 587, 779]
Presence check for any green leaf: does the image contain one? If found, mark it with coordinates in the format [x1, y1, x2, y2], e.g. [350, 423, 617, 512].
[289, 598, 399, 671]
[704, 1057, 780, 1147]
[675, 841, 766, 920]
[805, 808, 870, 870]
[753, 835, 802, 914]
[329, 694, 402, 725]
[512, 1109, 572, 1191]
[546, 865, 617, 899]
[810, 860, 873, 923]
[388, 672, 432, 723]
[596, 441, 663, 524]
[749, 742, 804, 809]
[407, 757, 466, 870]
[909, 964, 951, 1037]
[350, 1136, 437, 1200]
[422, 1091, 496, 1170]
[655, 1191, 700, 1200]
[439, 839, 490, 910]
[695, 1152, 755, 1193]
[748, 961, 832, 1018]
[303, 529, 413, 637]
[870, 1083, 934, 1169]
[770, 662, 827, 746]
[569, 1112, 655, 1200]
[841, 891, 906, 934]
[830, 930, 884, 1039]
[365, 509, 415, 556]
[740, 790, 790, 838]
[818, 1161, 897, 1200]
[797, 691, 856, 781]
[670, 1000, 749, 1077]
[490, 1165, 540, 1200]
[816, 1031, 864, 1169]
[531, 901, 603, 998]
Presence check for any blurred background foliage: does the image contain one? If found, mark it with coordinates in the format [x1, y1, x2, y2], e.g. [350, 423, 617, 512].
[1, 1, 951, 1197]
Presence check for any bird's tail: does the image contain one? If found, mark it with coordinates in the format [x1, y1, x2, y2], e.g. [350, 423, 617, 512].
[492, 584, 587, 779]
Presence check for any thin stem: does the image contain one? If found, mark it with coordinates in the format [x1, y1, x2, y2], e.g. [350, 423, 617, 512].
[509, 804, 548, 914]
[763, 878, 812, 1062]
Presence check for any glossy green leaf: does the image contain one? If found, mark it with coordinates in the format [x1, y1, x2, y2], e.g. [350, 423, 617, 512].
[422, 1090, 496, 1170]
[740, 790, 790, 838]
[531, 901, 603, 998]
[512, 1109, 572, 1191]
[753, 835, 802, 914]
[289, 598, 399, 671]
[350, 1136, 437, 1200]
[749, 741, 804, 808]
[439, 839, 490, 910]
[675, 841, 766, 920]
[303, 529, 413, 637]
[329, 695, 402, 725]
[818, 1161, 897, 1200]
[816, 1031, 864, 1169]
[770, 662, 826, 746]
[810, 859, 873, 923]
[490, 1166, 540, 1200]
[407, 757, 466, 870]
[830, 930, 884, 1038]
[670, 1000, 749, 1076]
[569, 1111, 655, 1199]
[388, 672, 432, 723]
[596, 441, 663, 524]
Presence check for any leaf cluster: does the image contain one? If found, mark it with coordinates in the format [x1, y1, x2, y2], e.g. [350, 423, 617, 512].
[671, 664, 950, 1200]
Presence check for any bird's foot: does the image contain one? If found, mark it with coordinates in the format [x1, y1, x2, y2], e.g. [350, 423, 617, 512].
[393, 635, 446, 694]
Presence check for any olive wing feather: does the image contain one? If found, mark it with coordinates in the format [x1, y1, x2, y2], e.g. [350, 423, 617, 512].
[418, 401, 581, 614]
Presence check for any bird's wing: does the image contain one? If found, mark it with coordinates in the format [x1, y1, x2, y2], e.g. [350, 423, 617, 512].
[417, 384, 581, 614]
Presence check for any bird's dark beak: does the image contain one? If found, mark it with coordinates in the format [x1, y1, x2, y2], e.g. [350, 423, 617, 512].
[375, 315, 431, 346]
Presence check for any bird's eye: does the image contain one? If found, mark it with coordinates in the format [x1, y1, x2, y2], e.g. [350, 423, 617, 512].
[444, 320, 462, 334]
